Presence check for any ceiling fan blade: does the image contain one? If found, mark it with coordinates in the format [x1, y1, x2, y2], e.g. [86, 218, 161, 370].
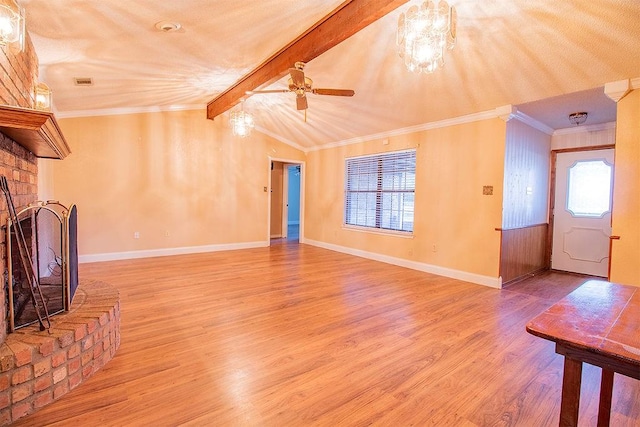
[246, 89, 290, 94]
[296, 95, 308, 110]
[312, 88, 355, 97]
[289, 68, 306, 88]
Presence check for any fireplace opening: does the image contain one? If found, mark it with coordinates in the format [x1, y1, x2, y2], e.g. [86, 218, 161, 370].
[5, 201, 78, 331]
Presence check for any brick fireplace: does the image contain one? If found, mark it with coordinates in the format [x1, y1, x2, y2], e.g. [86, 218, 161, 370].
[0, 136, 39, 343]
[0, 26, 120, 425]
[0, 13, 47, 343]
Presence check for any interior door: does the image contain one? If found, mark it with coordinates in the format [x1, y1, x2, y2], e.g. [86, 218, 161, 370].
[551, 149, 614, 277]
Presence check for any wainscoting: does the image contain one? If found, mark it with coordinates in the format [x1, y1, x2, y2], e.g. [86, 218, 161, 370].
[498, 223, 549, 284]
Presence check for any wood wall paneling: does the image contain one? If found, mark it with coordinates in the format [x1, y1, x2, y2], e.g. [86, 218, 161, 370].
[502, 119, 551, 229]
[499, 223, 549, 283]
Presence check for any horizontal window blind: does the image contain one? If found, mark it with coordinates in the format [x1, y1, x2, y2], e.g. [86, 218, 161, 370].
[345, 150, 416, 233]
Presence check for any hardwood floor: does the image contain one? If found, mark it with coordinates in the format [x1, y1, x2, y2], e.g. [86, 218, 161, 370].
[14, 243, 640, 426]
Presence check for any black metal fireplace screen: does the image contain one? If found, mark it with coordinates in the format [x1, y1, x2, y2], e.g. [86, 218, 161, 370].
[6, 201, 78, 331]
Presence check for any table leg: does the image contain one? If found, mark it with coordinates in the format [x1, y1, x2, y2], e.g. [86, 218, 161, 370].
[597, 369, 614, 427]
[559, 356, 582, 427]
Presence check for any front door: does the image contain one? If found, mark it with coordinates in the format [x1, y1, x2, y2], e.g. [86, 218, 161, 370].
[551, 149, 614, 277]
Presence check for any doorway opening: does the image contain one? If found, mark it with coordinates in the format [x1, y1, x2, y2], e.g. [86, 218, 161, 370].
[269, 159, 303, 244]
[285, 164, 301, 240]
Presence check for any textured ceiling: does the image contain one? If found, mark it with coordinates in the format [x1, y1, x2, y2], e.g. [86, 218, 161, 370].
[22, 0, 639, 150]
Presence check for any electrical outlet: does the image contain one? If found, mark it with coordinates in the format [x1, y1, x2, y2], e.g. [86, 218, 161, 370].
[483, 185, 493, 195]
[134, 232, 140, 239]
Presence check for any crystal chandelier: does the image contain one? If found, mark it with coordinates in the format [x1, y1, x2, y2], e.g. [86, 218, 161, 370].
[229, 103, 254, 137]
[397, 1, 457, 74]
[568, 112, 588, 126]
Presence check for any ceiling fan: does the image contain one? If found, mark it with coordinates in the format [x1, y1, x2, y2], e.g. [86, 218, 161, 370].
[246, 62, 355, 111]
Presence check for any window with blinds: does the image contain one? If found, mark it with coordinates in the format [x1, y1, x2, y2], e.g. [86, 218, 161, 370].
[344, 150, 416, 233]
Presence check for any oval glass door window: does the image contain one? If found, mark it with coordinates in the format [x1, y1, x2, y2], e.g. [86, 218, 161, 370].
[566, 159, 612, 217]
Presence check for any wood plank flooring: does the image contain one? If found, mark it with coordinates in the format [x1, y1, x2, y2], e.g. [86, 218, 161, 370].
[14, 241, 640, 426]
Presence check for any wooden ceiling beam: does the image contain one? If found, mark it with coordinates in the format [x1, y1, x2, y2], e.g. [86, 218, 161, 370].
[206, 0, 409, 120]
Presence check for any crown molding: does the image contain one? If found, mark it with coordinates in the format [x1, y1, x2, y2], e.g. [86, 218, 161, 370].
[254, 126, 307, 152]
[496, 105, 517, 121]
[55, 104, 206, 119]
[604, 79, 632, 103]
[494, 105, 554, 135]
[510, 110, 554, 135]
[309, 108, 501, 152]
[552, 121, 616, 136]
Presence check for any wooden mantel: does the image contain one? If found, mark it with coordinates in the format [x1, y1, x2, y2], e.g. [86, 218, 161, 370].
[0, 104, 71, 159]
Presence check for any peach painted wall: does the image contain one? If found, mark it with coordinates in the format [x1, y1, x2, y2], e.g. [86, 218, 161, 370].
[304, 118, 507, 279]
[610, 89, 640, 286]
[45, 110, 304, 257]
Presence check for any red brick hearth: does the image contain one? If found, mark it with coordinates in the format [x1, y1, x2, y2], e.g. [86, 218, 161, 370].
[0, 280, 120, 425]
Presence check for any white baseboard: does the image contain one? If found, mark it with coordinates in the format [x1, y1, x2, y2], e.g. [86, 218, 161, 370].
[303, 238, 502, 289]
[78, 241, 269, 263]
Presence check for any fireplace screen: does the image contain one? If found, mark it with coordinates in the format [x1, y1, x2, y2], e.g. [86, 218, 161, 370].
[6, 202, 78, 331]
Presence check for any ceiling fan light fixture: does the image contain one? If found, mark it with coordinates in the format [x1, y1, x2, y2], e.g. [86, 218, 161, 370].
[230, 102, 254, 138]
[397, 0, 457, 74]
[247, 61, 355, 113]
[568, 111, 588, 126]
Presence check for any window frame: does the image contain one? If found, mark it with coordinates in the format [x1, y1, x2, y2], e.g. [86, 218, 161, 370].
[343, 149, 416, 235]
[566, 158, 613, 218]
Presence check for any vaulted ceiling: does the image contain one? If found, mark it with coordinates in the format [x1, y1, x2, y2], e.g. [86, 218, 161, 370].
[22, 0, 640, 150]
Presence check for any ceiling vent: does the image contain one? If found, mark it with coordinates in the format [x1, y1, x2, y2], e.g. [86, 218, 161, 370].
[74, 77, 93, 86]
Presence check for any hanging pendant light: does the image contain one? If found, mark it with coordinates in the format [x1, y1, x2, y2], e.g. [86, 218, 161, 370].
[397, 0, 457, 74]
[229, 101, 254, 137]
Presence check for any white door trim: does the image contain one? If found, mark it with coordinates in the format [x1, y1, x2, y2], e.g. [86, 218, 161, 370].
[550, 147, 614, 276]
[267, 157, 305, 245]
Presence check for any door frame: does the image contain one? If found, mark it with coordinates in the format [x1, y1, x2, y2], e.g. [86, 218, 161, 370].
[547, 144, 615, 275]
[267, 156, 305, 245]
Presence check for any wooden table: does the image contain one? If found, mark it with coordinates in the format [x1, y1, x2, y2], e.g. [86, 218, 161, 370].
[526, 280, 640, 427]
